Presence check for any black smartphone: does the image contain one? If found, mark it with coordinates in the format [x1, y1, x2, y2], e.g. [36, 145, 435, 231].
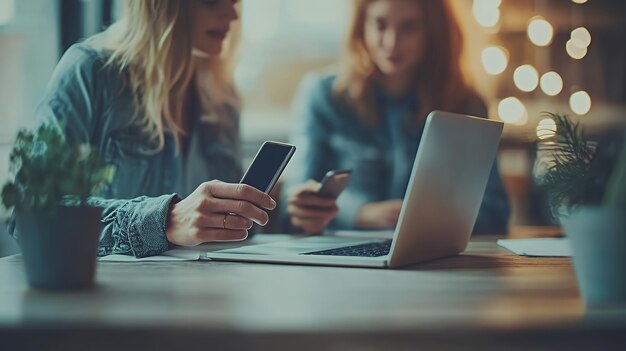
[240, 141, 296, 193]
[317, 169, 353, 198]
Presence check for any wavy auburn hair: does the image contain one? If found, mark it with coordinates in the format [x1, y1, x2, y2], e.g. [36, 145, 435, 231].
[92, 0, 240, 151]
[334, 0, 476, 126]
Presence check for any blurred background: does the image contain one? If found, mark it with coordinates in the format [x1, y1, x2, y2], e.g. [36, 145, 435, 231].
[1, 0, 625, 256]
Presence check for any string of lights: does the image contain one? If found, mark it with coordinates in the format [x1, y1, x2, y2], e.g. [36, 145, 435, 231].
[473, 0, 592, 139]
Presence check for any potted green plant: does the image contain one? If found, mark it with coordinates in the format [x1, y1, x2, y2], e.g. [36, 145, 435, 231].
[1, 123, 114, 290]
[536, 112, 626, 306]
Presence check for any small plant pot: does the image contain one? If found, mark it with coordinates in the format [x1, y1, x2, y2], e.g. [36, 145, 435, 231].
[563, 206, 626, 306]
[16, 205, 102, 290]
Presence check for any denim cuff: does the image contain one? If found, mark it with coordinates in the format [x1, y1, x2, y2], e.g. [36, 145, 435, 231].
[123, 193, 181, 258]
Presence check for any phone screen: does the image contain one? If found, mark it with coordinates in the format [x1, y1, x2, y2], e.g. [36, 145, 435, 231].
[240, 142, 296, 193]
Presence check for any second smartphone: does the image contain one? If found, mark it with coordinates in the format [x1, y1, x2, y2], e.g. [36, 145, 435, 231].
[317, 169, 353, 198]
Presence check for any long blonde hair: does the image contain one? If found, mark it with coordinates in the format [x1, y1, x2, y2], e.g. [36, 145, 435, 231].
[92, 0, 240, 151]
[334, 0, 476, 127]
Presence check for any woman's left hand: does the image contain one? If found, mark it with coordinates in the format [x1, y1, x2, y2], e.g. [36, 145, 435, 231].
[287, 181, 339, 234]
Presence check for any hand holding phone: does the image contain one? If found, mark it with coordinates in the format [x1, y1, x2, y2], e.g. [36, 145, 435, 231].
[316, 169, 352, 198]
[288, 175, 343, 234]
[240, 141, 296, 193]
[166, 142, 290, 246]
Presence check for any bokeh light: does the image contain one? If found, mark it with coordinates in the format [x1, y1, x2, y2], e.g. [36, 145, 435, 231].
[473, 0, 500, 28]
[527, 17, 554, 47]
[0, 0, 16, 26]
[536, 118, 557, 140]
[571, 27, 592, 48]
[540, 71, 564, 96]
[475, 0, 502, 6]
[514, 65, 539, 92]
[566, 39, 588, 59]
[569, 91, 592, 115]
[498, 97, 528, 125]
[481, 46, 508, 75]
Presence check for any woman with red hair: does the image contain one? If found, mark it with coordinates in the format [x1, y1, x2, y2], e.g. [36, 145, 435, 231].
[284, 0, 510, 234]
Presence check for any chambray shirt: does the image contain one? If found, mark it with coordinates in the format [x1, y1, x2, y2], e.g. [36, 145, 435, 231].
[21, 43, 242, 257]
[283, 73, 510, 234]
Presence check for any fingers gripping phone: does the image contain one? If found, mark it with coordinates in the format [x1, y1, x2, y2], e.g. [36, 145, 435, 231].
[316, 169, 352, 198]
[240, 141, 296, 193]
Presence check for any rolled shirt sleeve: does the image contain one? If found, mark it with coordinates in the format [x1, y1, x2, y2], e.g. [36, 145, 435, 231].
[88, 194, 180, 258]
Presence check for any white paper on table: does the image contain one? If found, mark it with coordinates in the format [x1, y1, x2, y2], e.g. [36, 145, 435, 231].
[497, 238, 572, 257]
[99, 248, 202, 262]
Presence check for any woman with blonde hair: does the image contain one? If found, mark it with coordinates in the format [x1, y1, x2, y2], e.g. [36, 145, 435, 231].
[22, 0, 286, 257]
[285, 0, 510, 234]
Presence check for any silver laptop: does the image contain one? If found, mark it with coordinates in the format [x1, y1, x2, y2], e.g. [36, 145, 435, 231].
[206, 111, 503, 268]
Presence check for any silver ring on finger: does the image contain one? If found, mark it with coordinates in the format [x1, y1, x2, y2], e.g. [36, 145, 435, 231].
[223, 214, 228, 229]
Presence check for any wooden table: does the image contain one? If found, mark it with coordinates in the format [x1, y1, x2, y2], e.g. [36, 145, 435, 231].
[1, 232, 625, 350]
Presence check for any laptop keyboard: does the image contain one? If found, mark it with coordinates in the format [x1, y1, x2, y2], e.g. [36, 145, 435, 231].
[302, 240, 392, 257]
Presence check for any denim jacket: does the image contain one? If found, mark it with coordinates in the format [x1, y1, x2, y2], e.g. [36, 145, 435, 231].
[283, 73, 511, 234]
[10, 43, 242, 257]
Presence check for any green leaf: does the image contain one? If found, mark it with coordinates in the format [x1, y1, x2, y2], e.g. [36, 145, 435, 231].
[1, 122, 115, 211]
[535, 112, 608, 216]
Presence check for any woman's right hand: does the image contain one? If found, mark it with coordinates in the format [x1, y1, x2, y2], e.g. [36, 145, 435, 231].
[356, 200, 403, 230]
[287, 181, 339, 234]
[166, 180, 276, 246]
